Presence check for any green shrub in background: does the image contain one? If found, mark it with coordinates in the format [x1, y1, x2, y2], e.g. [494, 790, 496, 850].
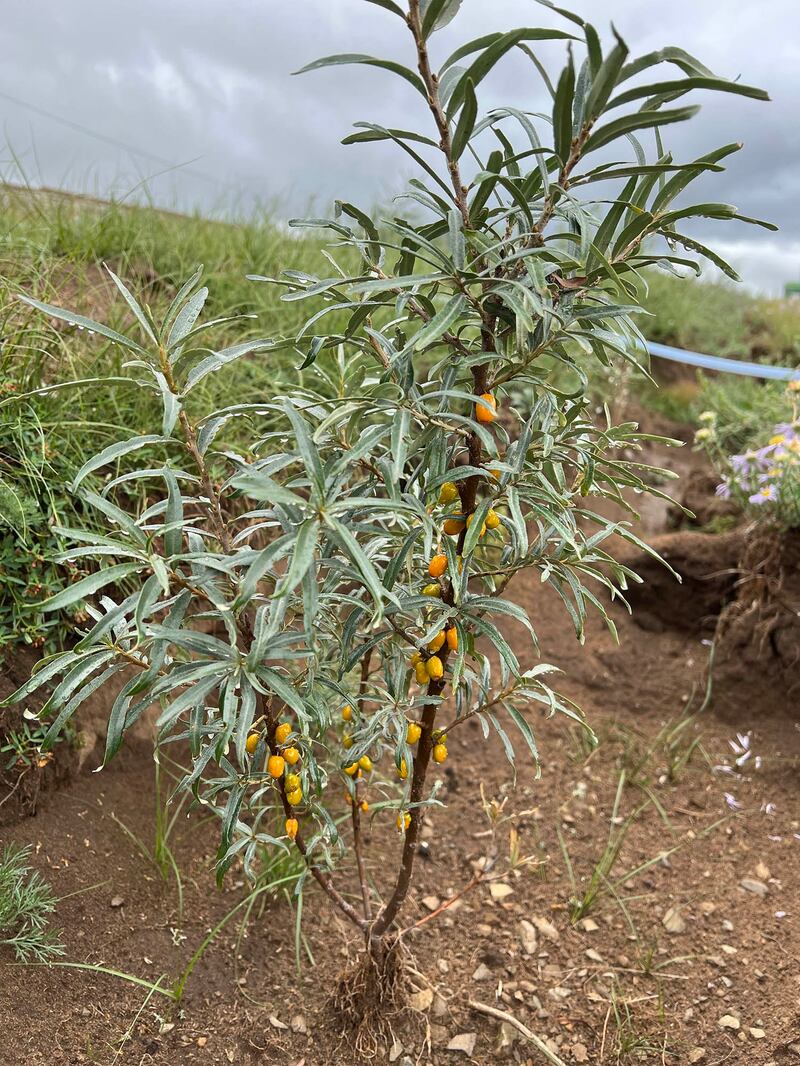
[4, 0, 770, 1036]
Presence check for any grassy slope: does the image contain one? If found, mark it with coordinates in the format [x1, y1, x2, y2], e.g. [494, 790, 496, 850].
[0, 185, 333, 652]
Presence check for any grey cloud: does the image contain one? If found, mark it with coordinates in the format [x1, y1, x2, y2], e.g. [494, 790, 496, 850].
[1, 0, 798, 291]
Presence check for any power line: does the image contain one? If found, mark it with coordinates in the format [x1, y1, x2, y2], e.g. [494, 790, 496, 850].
[0, 86, 234, 193]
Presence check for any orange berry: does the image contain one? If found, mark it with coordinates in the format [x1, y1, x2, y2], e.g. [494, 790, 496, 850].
[283, 746, 301, 765]
[360, 800, 369, 813]
[414, 661, 429, 685]
[428, 554, 448, 579]
[396, 812, 412, 831]
[342, 704, 352, 721]
[344, 762, 359, 776]
[245, 732, 259, 755]
[268, 754, 286, 779]
[358, 755, 373, 772]
[406, 722, 422, 745]
[285, 772, 301, 791]
[443, 516, 465, 536]
[286, 788, 303, 806]
[438, 481, 459, 504]
[426, 655, 444, 680]
[285, 817, 299, 840]
[485, 509, 500, 529]
[427, 630, 446, 653]
[466, 513, 487, 537]
[275, 722, 291, 745]
[432, 743, 448, 764]
[446, 627, 458, 652]
[343, 733, 353, 749]
[476, 393, 497, 424]
[397, 757, 408, 779]
[421, 583, 442, 597]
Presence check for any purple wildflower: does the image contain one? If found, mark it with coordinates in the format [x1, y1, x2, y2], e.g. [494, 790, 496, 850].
[749, 484, 777, 504]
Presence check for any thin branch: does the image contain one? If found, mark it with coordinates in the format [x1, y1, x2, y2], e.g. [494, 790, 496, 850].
[467, 1001, 569, 1066]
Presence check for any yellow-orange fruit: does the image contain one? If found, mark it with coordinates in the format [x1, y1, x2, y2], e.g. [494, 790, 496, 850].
[466, 513, 487, 537]
[439, 481, 459, 504]
[446, 627, 458, 651]
[422, 583, 442, 598]
[343, 733, 353, 749]
[406, 722, 422, 745]
[397, 812, 412, 831]
[427, 630, 446, 653]
[476, 393, 497, 424]
[426, 655, 444, 680]
[283, 746, 301, 765]
[360, 800, 369, 813]
[358, 755, 373, 772]
[485, 509, 500, 529]
[267, 754, 285, 779]
[286, 788, 303, 806]
[443, 516, 465, 536]
[245, 732, 259, 755]
[428, 554, 448, 579]
[285, 817, 299, 840]
[489, 468, 501, 479]
[397, 757, 408, 780]
[275, 722, 292, 745]
[432, 743, 448, 764]
[414, 661, 429, 685]
[285, 772, 301, 792]
[341, 704, 352, 721]
[410, 650, 423, 666]
[344, 762, 359, 776]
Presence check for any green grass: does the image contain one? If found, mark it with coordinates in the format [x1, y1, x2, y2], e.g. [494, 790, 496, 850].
[640, 270, 800, 366]
[0, 184, 340, 654]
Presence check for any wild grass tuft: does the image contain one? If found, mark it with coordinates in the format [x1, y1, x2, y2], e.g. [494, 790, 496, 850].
[0, 842, 64, 962]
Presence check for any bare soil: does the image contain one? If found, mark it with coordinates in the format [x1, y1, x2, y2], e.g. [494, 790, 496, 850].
[1, 433, 799, 1066]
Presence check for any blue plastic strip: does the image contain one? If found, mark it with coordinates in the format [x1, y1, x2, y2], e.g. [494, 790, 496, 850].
[645, 340, 800, 382]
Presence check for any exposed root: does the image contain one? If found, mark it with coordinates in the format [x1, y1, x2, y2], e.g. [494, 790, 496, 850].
[715, 522, 799, 664]
[329, 935, 411, 1058]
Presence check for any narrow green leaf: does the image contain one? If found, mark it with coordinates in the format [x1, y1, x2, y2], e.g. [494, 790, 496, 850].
[584, 27, 629, 120]
[584, 105, 699, 154]
[609, 75, 768, 110]
[293, 54, 426, 96]
[408, 295, 466, 354]
[451, 77, 477, 159]
[552, 50, 575, 163]
[277, 519, 320, 597]
[421, 0, 462, 36]
[72, 434, 165, 490]
[104, 266, 157, 343]
[42, 563, 141, 613]
[17, 295, 148, 355]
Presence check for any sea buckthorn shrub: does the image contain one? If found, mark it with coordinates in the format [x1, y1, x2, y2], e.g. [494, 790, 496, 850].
[5, 0, 768, 1012]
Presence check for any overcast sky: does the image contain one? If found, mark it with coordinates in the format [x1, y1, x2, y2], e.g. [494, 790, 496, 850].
[2, 0, 799, 293]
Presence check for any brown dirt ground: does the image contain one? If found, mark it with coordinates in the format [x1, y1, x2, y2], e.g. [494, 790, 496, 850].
[1, 435, 799, 1066]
